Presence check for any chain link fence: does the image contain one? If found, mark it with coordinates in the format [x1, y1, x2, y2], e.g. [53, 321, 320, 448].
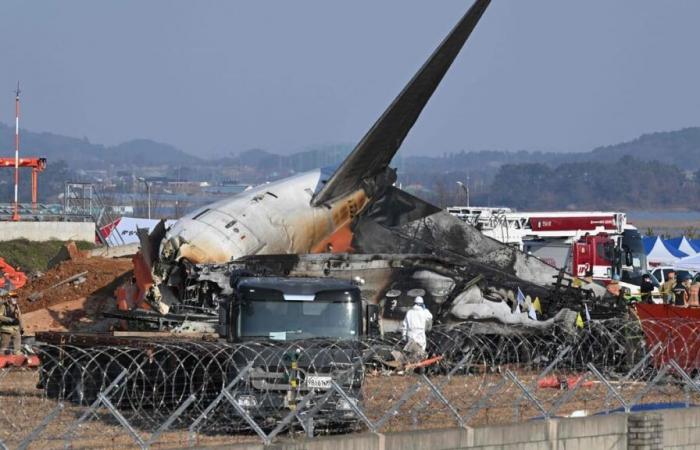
[2, 318, 700, 449]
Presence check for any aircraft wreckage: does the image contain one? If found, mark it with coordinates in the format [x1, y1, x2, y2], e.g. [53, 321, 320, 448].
[115, 0, 619, 337]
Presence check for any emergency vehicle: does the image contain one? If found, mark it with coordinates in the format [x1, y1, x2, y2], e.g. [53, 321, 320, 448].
[446, 207, 648, 288]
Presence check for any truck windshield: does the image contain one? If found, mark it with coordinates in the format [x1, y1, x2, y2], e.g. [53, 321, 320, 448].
[621, 229, 646, 275]
[237, 290, 360, 341]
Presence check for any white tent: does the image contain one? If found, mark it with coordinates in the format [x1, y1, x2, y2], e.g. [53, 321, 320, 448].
[675, 253, 700, 272]
[665, 236, 700, 256]
[644, 236, 688, 266]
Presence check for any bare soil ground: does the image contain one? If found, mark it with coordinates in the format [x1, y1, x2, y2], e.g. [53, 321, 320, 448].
[13, 257, 133, 334]
[17, 257, 132, 313]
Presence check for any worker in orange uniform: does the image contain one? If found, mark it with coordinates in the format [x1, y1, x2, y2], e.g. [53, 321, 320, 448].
[0, 293, 22, 355]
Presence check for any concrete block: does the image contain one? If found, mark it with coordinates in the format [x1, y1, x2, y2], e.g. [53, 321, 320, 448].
[663, 408, 700, 431]
[265, 433, 381, 450]
[383, 427, 470, 450]
[203, 443, 264, 450]
[558, 413, 627, 439]
[472, 421, 547, 446]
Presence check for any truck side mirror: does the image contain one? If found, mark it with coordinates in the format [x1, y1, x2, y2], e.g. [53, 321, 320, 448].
[366, 304, 381, 337]
[625, 250, 633, 267]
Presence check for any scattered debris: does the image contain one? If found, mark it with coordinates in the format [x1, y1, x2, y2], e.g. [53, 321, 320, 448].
[46, 241, 88, 269]
[28, 271, 89, 302]
[0, 354, 40, 369]
[17, 257, 132, 314]
[0, 257, 27, 292]
[538, 375, 594, 390]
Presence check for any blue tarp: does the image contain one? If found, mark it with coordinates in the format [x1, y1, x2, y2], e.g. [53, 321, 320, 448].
[665, 236, 700, 255]
[643, 236, 657, 254]
[644, 236, 688, 265]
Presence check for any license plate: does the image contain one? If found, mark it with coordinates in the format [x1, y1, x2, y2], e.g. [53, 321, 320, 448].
[306, 375, 332, 389]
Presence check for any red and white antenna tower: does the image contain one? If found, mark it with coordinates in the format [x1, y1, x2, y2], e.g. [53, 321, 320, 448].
[12, 82, 20, 221]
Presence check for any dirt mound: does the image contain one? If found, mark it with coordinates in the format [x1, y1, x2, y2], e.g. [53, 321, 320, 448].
[17, 257, 133, 314]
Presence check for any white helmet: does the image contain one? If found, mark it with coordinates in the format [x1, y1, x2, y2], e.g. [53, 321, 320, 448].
[414, 296, 424, 305]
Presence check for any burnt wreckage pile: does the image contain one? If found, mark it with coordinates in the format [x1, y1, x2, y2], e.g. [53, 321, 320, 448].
[122, 0, 618, 339]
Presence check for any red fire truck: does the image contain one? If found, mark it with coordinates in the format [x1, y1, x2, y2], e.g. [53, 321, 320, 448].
[446, 207, 648, 286]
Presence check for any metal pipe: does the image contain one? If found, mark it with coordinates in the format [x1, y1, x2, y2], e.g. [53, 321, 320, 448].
[12, 82, 20, 221]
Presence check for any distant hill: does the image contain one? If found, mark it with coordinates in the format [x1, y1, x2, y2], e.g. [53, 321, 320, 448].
[2, 119, 699, 187]
[0, 123, 201, 169]
[109, 139, 201, 166]
[400, 127, 700, 174]
[586, 128, 700, 170]
[223, 144, 353, 174]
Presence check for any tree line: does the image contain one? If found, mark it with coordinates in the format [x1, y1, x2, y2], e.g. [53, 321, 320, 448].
[419, 155, 699, 211]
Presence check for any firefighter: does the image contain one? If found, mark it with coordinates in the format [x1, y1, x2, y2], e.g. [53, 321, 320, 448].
[0, 292, 22, 355]
[401, 296, 433, 360]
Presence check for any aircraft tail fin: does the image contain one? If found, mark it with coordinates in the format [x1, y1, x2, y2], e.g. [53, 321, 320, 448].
[311, 0, 491, 206]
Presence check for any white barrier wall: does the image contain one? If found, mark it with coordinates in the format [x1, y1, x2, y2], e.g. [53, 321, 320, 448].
[0, 221, 95, 242]
[217, 408, 700, 450]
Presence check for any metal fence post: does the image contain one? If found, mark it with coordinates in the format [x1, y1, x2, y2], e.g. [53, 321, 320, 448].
[187, 362, 254, 446]
[222, 389, 272, 444]
[669, 360, 700, 396]
[504, 370, 548, 419]
[330, 381, 377, 433]
[462, 378, 507, 425]
[547, 371, 591, 417]
[586, 363, 629, 413]
[16, 402, 64, 450]
[266, 391, 317, 442]
[62, 369, 128, 446]
[629, 364, 670, 409]
[420, 374, 465, 427]
[98, 392, 147, 449]
[146, 394, 197, 447]
[512, 345, 571, 421]
[373, 382, 423, 431]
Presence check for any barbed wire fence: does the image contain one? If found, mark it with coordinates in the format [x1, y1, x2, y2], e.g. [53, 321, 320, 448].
[2, 318, 700, 449]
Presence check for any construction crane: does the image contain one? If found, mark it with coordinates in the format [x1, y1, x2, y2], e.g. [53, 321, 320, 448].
[0, 157, 47, 214]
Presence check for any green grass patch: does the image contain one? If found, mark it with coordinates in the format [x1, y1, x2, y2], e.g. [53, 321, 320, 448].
[0, 239, 95, 272]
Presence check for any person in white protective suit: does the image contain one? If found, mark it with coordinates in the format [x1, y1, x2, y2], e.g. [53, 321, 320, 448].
[401, 296, 433, 359]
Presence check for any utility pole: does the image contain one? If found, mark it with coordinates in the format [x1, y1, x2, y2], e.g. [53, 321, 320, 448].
[456, 180, 469, 207]
[137, 177, 152, 219]
[12, 82, 21, 221]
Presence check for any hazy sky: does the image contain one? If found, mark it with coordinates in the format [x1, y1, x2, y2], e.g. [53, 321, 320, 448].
[2, 1, 700, 157]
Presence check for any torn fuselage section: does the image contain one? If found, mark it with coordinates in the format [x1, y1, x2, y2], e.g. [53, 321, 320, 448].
[136, 177, 610, 329]
[142, 169, 376, 315]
